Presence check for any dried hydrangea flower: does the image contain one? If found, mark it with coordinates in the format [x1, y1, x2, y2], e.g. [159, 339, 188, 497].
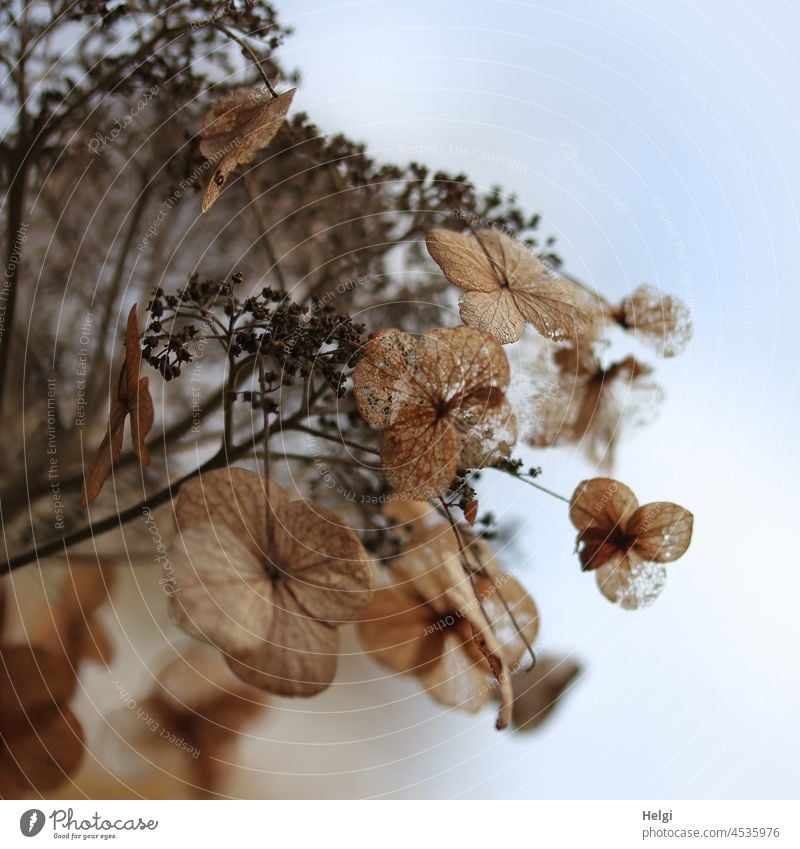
[426, 228, 590, 344]
[0, 646, 84, 794]
[82, 305, 154, 504]
[200, 87, 296, 212]
[507, 655, 581, 731]
[31, 561, 115, 665]
[615, 283, 692, 357]
[358, 524, 538, 727]
[167, 468, 373, 696]
[353, 326, 517, 499]
[570, 478, 693, 609]
[528, 345, 662, 468]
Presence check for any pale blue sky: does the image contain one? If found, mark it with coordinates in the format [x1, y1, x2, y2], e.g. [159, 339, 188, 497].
[226, 0, 800, 799]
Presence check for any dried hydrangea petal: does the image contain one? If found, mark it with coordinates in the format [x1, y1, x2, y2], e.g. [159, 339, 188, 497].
[628, 502, 694, 563]
[509, 656, 581, 731]
[382, 409, 461, 499]
[460, 289, 526, 344]
[426, 227, 590, 344]
[273, 499, 374, 622]
[201, 87, 296, 213]
[619, 283, 692, 357]
[594, 552, 666, 610]
[569, 477, 639, 533]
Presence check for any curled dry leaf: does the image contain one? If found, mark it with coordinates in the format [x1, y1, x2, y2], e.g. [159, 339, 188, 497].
[31, 561, 115, 666]
[353, 326, 517, 499]
[616, 283, 692, 357]
[358, 523, 538, 728]
[426, 228, 591, 344]
[82, 305, 154, 505]
[527, 345, 662, 468]
[0, 646, 84, 795]
[507, 656, 581, 732]
[166, 468, 373, 696]
[569, 478, 693, 609]
[200, 87, 296, 213]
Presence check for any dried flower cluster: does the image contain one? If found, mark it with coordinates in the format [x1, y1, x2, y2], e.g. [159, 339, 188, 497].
[0, 0, 697, 798]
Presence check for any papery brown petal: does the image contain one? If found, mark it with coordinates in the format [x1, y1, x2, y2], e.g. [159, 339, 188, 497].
[353, 330, 428, 428]
[594, 550, 665, 610]
[201, 88, 296, 213]
[174, 467, 286, 558]
[425, 326, 511, 399]
[629, 502, 693, 563]
[619, 283, 692, 357]
[130, 376, 154, 466]
[226, 587, 339, 697]
[418, 630, 497, 713]
[574, 529, 621, 572]
[80, 399, 127, 505]
[569, 478, 639, 533]
[512, 279, 592, 343]
[426, 228, 507, 293]
[464, 500, 479, 525]
[157, 645, 268, 719]
[510, 656, 581, 732]
[459, 289, 526, 344]
[123, 304, 142, 403]
[357, 581, 443, 676]
[476, 570, 539, 667]
[382, 411, 460, 499]
[273, 499, 374, 622]
[167, 525, 275, 658]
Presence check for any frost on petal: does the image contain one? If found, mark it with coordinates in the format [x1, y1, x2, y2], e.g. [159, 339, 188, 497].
[619, 283, 692, 357]
[509, 656, 581, 732]
[201, 87, 296, 213]
[629, 502, 693, 563]
[594, 551, 666, 610]
[353, 330, 428, 428]
[382, 412, 460, 499]
[458, 397, 518, 469]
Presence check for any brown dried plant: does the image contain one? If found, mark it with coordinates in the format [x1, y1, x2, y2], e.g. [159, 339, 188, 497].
[0, 1, 698, 797]
[359, 523, 538, 727]
[81, 305, 154, 505]
[570, 478, 693, 609]
[528, 345, 662, 468]
[353, 326, 517, 498]
[426, 228, 591, 343]
[200, 87, 296, 213]
[168, 468, 373, 696]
